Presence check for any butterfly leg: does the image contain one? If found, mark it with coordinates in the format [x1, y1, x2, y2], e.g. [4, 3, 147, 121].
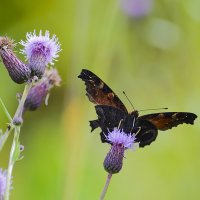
[117, 119, 124, 129]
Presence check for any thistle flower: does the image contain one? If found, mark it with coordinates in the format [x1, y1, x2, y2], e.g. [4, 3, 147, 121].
[121, 0, 154, 18]
[103, 128, 137, 174]
[0, 37, 31, 84]
[20, 30, 61, 78]
[23, 68, 61, 112]
[0, 169, 7, 199]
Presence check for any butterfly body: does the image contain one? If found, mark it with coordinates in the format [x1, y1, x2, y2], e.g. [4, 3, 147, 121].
[78, 69, 197, 147]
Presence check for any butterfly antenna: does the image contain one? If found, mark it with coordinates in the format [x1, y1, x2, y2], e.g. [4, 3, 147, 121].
[123, 91, 135, 110]
[139, 107, 168, 112]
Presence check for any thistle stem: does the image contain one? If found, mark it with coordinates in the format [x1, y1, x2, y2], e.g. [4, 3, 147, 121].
[100, 173, 112, 200]
[0, 125, 14, 152]
[13, 81, 33, 122]
[0, 80, 34, 152]
[4, 127, 20, 200]
[4, 81, 33, 200]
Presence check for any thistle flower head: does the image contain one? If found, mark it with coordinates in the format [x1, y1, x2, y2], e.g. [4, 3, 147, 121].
[103, 128, 137, 174]
[23, 68, 61, 112]
[105, 128, 136, 149]
[20, 30, 61, 78]
[0, 36, 31, 84]
[0, 169, 7, 198]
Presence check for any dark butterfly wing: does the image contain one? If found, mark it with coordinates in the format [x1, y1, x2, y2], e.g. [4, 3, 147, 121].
[138, 112, 197, 131]
[134, 112, 197, 147]
[135, 119, 158, 147]
[78, 69, 128, 112]
[90, 105, 138, 143]
[90, 105, 126, 131]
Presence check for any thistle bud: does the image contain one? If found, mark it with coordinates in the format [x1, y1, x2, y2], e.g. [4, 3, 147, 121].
[13, 116, 23, 126]
[0, 37, 31, 84]
[104, 144, 124, 174]
[20, 30, 61, 78]
[23, 68, 61, 112]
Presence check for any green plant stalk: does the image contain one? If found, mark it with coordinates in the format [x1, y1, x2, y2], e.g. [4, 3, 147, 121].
[4, 127, 20, 200]
[100, 173, 112, 200]
[0, 97, 14, 152]
[4, 82, 33, 200]
[0, 97, 12, 122]
[0, 125, 14, 152]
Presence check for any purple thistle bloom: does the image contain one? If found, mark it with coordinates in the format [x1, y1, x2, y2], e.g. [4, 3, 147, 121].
[23, 68, 61, 112]
[0, 37, 31, 84]
[105, 128, 136, 149]
[20, 30, 61, 78]
[0, 169, 7, 199]
[104, 128, 137, 174]
[121, 0, 154, 18]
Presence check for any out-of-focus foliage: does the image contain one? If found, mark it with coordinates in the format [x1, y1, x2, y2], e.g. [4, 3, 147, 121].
[0, 0, 200, 199]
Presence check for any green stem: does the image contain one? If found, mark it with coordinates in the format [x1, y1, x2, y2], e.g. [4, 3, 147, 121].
[13, 82, 33, 122]
[4, 127, 20, 200]
[4, 81, 34, 200]
[0, 97, 12, 122]
[0, 81, 33, 152]
[100, 173, 112, 200]
[0, 125, 14, 152]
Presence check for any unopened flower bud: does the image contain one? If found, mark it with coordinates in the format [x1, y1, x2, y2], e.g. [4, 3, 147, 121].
[20, 145, 24, 152]
[13, 116, 23, 126]
[20, 30, 61, 78]
[104, 144, 124, 174]
[23, 68, 61, 112]
[0, 37, 31, 84]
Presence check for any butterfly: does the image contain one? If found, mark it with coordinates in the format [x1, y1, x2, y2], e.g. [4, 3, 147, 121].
[78, 69, 197, 147]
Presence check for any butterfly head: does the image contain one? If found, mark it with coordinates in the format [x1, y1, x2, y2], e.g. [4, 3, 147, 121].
[130, 110, 139, 118]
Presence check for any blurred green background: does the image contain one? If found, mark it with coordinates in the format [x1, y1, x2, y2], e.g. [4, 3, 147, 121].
[0, 0, 200, 199]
